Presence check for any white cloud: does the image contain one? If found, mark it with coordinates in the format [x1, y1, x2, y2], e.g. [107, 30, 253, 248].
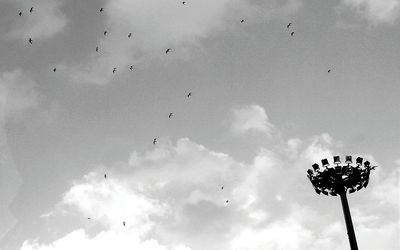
[7, 0, 67, 40]
[20, 133, 399, 249]
[231, 105, 273, 134]
[341, 0, 400, 24]
[64, 0, 302, 84]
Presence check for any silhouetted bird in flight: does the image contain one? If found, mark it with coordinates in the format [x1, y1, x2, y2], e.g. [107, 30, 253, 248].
[104, 31, 108, 36]
[165, 48, 171, 54]
[28, 38, 33, 44]
[187, 92, 192, 98]
[290, 31, 294, 36]
[169, 113, 173, 119]
[104, 174, 107, 179]
[240, 19, 245, 23]
[100, 8, 104, 12]
[328, 69, 331, 73]
[287, 22, 292, 28]
[112, 67, 116, 73]
[129, 65, 133, 70]
[30, 7, 33, 13]
[18, 12, 22, 16]
[96, 46, 99, 52]
[123, 221, 126, 226]
[53, 68, 56, 72]
[153, 138, 157, 145]
[182, 1, 186, 4]
[128, 33, 132, 38]
[226, 200, 229, 203]
[88, 217, 91, 220]
[221, 186, 224, 190]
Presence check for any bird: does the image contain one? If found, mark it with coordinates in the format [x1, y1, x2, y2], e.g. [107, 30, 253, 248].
[99, 8, 104, 12]
[29, 7, 33, 13]
[287, 22, 292, 28]
[18, 12, 22, 16]
[168, 112, 173, 119]
[221, 186, 224, 190]
[290, 31, 294, 36]
[104, 31, 107, 36]
[240, 19, 245, 23]
[129, 65, 133, 70]
[153, 138, 157, 145]
[87, 217, 91, 220]
[165, 48, 171, 54]
[112, 67, 116, 73]
[187, 92, 192, 98]
[104, 174, 107, 179]
[182, 1, 186, 4]
[53, 68, 56, 72]
[328, 69, 331, 73]
[123, 221, 126, 227]
[225, 200, 229, 203]
[95, 46, 99, 52]
[128, 33, 132, 38]
[28, 38, 33, 44]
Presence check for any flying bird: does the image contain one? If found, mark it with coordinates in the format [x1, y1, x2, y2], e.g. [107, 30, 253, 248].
[287, 22, 292, 28]
[168, 112, 173, 119]
[182, 1, 186, 4]
[165, 48, 171, 54]
[328, 69, 331, 73]
[28, 38, 33, 44]
[100, 8, 104, 12]
[153, 138, 157, 145]
[129, 65, 133, 70]
[96, 46, 99, 52]
[104, 174, 107, 179]
[187, 92, 192, 98]
[123, 221, 126, 227]
[128, 33, 132, 38]
[104, 31, 107, 36]
[226, 200, 229, 203]
[29, 7, 33, 13]
[290, 31, 294, 36]
[53, 68, 56, 72]
[18, 12, 22, 16]
[221, 186, 224, 190]
[240, 19, 245, 23]
[112, 67, 116, 73]
[87, 217, 91, 220]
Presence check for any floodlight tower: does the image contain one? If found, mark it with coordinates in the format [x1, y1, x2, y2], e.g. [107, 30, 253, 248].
[306, 156, 377, 250]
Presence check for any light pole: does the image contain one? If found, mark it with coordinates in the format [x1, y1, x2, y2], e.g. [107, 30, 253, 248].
[306, 156, 377, 250]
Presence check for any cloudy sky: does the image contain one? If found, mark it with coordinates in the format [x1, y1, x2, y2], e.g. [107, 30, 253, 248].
[0, 0, 399, 249]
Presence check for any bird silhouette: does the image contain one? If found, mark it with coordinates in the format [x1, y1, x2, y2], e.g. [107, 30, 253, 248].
[328, 69, 331, 73]
[100, 8, 104, 12]
[240, 19, 245, 23]
[129, 65, 133, 70]
[153, 138, 157, 145]
[169, 113, 173, 118]
[30, 7, 33, 13]
[290, 31, 294, 36]
[88, 217, 91, 220]
[53, 68, 56, 72]
[128, 33, 132, 38]
[28, 38, 33, 44]
[287, 22, 292, 28]
[18, 12, 22, 16]
[226, 200, 229, 203]
[165, 48, 171, 54]
[182, 1, 186, 4]
[187, 92, 192, 98]
[104, 31, 107, 36]
[95, 46, 99, 52]
[221, 186, 224, 190]
[112, 67, 116, 73]
[123, 221, 126, 226]
[104, 174, 107, 179]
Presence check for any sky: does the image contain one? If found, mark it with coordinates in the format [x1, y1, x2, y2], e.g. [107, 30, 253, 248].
[0, 0, 399, 249]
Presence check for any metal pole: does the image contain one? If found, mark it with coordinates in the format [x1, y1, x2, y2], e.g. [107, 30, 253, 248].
[339, 191, 358, 250]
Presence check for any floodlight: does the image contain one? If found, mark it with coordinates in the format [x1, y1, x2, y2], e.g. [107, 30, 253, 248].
[345, 156, 352, 164]
[321, 158, 329, 167]
[314, 188, 321, 195]
[356, 157, 363, 166]
[312, 163, 319, 171]
[333, 156, 341, 164]
[364, 161, 370, 168]
[307, 169, 313, 176]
